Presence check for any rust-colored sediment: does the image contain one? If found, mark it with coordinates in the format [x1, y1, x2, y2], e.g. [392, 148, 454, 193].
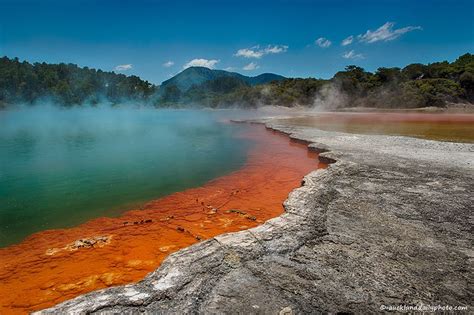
[280, 113, 474, 143]
[0, 124, 325, 314]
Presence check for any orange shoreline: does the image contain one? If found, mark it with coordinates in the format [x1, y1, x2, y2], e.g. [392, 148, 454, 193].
[0, 124, 325, 314]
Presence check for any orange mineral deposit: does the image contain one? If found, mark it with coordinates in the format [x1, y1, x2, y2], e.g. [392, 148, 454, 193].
[0, 124, 326, 314]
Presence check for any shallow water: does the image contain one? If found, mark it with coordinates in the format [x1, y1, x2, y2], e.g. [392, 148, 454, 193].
[0, 121, 323, 314]
[278, 112, 474, 143]
[0, 107, 251, 246]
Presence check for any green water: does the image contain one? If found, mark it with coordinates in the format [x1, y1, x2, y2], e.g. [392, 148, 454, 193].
[0, 107, 251, 247]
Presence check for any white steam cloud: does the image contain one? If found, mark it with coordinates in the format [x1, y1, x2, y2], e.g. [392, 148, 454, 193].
[312, 84, 348, 111]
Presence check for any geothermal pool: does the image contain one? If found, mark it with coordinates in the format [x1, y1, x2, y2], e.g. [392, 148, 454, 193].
[2, 108, 471, 314]
[0, 108, 251, 246]
[277, 112, 474, 143]
[0, 108, 324, 314]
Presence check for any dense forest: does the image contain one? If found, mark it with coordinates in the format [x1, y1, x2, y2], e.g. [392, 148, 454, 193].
[1, 53, 473, 109]
[0, 57, 156, 108]
[159, 53, 474, 109]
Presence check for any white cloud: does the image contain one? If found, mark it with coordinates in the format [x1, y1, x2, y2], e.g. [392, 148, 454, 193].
[234, 45, 288, 58]
[224, 66, 237, 71]
[242, 62, 259, 71]
[342, 50, 364, 59]
[235, 48, 264, 58]
[162, 61, 174, 67]
[315, 37, 332, 48]
[263, 45, 288, 54]
[114, 64, 133, 71]
[341, 35, 354, 46]
[183, 58, 220, 69]
[358, 22, 422, 43]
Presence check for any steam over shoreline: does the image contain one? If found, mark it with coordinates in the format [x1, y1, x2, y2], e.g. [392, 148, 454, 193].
[1, 53, 473, 110]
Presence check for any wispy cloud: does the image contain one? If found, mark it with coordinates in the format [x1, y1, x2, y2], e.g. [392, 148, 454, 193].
[234, 45, 288, 59]
[341, 35, 354, 46]
[114, 64, 133, 71]
[224, 66, 237, 71]
[162, 61, 174, 67]
[183, 58, 219, 69]
[235, 48, 264, 58]
[264, 45, 288, 54]
[358, 22, 422, 43]
[243, 62, 259, 71]
[315, 37, 332, 48]
[342, 50, 364, 59]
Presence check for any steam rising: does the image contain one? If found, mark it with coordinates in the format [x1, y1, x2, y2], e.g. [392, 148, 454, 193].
[311, 84, 348, 111]
[0, 105, 261, 246]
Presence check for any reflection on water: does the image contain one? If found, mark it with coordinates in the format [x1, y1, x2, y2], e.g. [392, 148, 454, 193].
[0, 107, 251, 246]
[279, 112, 474, 143]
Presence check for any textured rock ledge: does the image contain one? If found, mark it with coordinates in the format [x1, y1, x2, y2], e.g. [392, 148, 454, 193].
[38, 119, 473, 314]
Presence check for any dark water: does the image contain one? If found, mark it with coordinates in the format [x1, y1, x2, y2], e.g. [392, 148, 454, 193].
[0, 107, 251, 247]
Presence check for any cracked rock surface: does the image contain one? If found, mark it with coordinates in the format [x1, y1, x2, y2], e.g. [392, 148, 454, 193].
[38, 120, 474, 314]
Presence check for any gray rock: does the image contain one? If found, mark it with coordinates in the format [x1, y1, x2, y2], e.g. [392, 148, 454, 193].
[37, 119, 474, 314]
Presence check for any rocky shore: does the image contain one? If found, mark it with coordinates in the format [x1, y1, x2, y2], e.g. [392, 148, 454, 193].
[38, 118, 473, 314]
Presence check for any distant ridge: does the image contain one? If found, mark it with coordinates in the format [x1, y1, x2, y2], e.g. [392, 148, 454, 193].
[161, 67, 285, 92]
[2, 53, 472, 109]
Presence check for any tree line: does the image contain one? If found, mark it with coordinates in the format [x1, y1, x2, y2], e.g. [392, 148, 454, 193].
[159, 53, 473, 109]
[0, 57, 156, 108]
[1, 53, 473, 109]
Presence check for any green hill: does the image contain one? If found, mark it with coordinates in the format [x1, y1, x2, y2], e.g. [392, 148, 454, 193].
[161, 67, 285, 92]
[0, 56, 156, 107]
[1, 54, 472, 109]
[158, 67, 285, 105]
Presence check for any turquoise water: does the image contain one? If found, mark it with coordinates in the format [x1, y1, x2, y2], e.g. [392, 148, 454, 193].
[0, 107, 251, 247]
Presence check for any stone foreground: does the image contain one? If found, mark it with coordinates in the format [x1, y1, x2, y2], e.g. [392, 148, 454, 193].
[38, 119, 473, 314]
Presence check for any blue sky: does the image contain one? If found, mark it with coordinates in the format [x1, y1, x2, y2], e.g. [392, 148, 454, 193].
[1, 0, 473, 84]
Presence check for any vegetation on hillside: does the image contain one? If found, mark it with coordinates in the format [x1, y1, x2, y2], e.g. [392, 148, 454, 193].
[159, 53, 473, 109]
[1, 53, 473, 109]
[0, 57, 156, 107]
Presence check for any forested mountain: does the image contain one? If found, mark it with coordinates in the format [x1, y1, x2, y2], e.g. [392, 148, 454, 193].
[158, 67, 285, 106]
[164, 53, 473, 109]
[0, 57, 156, 107]
[161, 67, 285, 91]
[327, 53, 474, 109]
[1, 53, 473, 109]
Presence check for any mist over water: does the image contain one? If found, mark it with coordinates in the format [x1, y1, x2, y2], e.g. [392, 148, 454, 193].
[0, 106, 254, 247]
